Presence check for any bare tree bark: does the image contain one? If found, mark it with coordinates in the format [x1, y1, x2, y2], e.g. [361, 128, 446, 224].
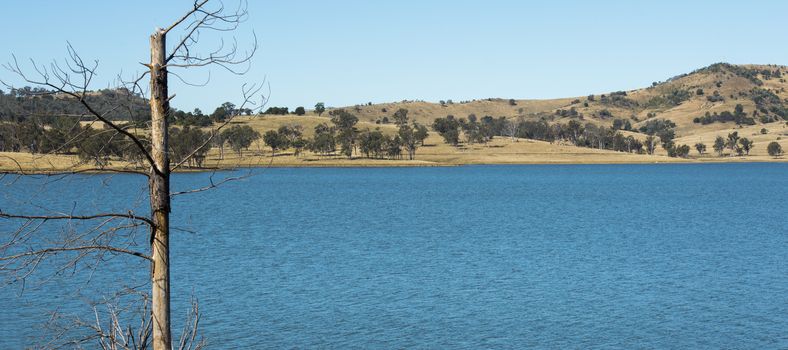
[149, 29, 172, 350]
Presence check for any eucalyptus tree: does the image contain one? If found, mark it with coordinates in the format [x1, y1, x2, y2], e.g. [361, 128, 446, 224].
[727, 132, 740, 156]
[329, 109, 358, 158]
[695, 142, 707, 155]
[739, 138, 754, 156]
[713, 136, 726, 156]
[314, 102, 326, 117]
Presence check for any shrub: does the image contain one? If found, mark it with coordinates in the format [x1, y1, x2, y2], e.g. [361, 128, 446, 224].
[706, 91, 725, 102]
[767, 142, 783, 156]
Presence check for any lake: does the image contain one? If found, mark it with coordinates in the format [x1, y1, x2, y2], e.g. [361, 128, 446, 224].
[1, 164, 787, 348]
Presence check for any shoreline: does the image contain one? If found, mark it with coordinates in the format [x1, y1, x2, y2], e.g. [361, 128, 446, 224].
[2, 156, 785, 175]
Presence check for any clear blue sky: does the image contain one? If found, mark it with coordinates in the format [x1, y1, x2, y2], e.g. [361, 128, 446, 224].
[2, 0, 787, 112]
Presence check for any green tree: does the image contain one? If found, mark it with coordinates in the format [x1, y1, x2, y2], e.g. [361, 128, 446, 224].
[767, 141, 783, 156]
[277, 124, 303, 144]
[358, 129, 385, 158]
[398, 124, 418, 160]
[222, 125, 260, 157]
[393, 108, 409, 126]
[314, 102, 326, 117]
[667, 144, 690, 158]
[694, 142, 706, 155]
[330, 109, 359, 158]
[432, 116, 461, 146]
[170, 126, 210, 167]
[713, 136, 726, 156]
[210, 101, 236, 122]
[263, 130, 289, 155]
[294, 106, 306, 116]
[385, 135, 403, 159]
[726, 132, 740, 156]
[310, 123, 336, 156]
[414, 123, 429, 146]
[739, 138, 754, 156]
[291, 138, 308, 157]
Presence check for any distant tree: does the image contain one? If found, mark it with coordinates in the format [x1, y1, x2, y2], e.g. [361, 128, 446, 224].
[432, 116, 461, 146]
[505, 117, 520, 142]
[310, 123, 336, 156]
[209, 101, 237, 122]
[393, 108, 409, 126]
[263, 106, 289, 115]
[461, 116, 484, 144]
[734, 104, 745, 118]
[263, 130, 289, 155]
[767, 142, 783, 156]
[358, 129, 385, 158]
[330, 109, 359, 158]
[77, 129, 122, 166]
[695, 142, 707, 155]
[668, 144, 690, 158]
[170, 126, 210, 167]
[291, 138, 308, 157]
[294, 106, 306, 116]
[639, 118, 676, 136]
[278, 124, 304, 144]
[739, 138, 754, 155]
[314, 102, 326, 116]
[612, 118, 632, 130]
[214, 130, 228, 160]
[398, 124, 418, 160]
[393, 110, 426, 159]
[222, 125, 260, 156]
[211, 106, 228, 122]
[414, 123, 429, 146]
[645, 135, 657, 155]
[713, 136, 726, 156]
[726, 132, 740, 157]
[385, 135, 403, 159]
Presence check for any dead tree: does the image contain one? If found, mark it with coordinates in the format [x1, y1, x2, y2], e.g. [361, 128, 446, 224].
[1, 1, 263, 349]
[506, 116, 523, 142]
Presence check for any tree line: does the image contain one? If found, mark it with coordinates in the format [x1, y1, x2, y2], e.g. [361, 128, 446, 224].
[262, 108, 429, 160]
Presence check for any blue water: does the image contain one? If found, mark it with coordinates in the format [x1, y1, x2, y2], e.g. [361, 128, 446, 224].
[1, 164, 787, 348]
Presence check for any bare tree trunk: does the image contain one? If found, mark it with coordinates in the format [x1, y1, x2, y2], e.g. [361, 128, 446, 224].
[149, 29, 172, 350]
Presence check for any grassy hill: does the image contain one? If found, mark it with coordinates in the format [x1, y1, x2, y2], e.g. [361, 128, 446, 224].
[1, 63, 787, 172]
[324, 63, 788, 134]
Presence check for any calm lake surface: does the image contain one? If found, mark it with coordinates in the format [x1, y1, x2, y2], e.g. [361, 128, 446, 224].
[1, 164, 787, 348]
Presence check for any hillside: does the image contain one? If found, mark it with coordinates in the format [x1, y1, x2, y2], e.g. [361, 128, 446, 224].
[1, 63, 787, 172]
[326, 63, 788, 136]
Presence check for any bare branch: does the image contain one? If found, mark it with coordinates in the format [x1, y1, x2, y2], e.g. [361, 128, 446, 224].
[2, 46, 162, 175]
[0, 246, 150, 262]
[164, 0, 256, 76]
[0, 212, 153, 227]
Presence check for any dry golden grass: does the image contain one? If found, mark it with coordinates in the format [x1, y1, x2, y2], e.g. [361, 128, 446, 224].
[3, 132, 785, 174]
[0, 152, 135, 173]
[4, 64, 788, 172]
